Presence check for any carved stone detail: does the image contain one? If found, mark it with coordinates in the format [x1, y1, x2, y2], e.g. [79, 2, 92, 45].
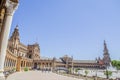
[5, 0, 19, 16]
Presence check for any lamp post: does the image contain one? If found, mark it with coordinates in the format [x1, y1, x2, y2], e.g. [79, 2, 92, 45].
[71, 56, 74, 74]
[95, 69, 97, 80]
[106, 69, 109, 79]
[105, 66, 109, 79]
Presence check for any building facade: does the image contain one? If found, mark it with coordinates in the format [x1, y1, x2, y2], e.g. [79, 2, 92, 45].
[4, 26, 39, 72]
[1, 0, 111, 73]
[3, 26, 111, 72]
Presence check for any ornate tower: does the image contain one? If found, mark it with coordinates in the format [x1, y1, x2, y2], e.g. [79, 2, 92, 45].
[10, 25, 20, 40]
[8, 25, 20, 55]
[103, 40, 111, 67]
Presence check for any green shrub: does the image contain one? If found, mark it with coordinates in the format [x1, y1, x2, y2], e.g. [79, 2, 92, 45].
[24, 67, 29, 71]
[13, 68, 16, 71]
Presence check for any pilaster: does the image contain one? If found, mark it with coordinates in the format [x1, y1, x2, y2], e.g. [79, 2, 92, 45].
[16, 56, 22, 72]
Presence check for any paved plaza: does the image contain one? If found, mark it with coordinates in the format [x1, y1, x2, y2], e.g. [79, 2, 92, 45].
[6, 71, 83, 80]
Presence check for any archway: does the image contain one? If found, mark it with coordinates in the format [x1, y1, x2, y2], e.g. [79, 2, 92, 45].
[34, 63, 37, 69]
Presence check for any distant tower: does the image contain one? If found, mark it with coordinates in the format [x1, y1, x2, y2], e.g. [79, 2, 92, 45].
[28, 43, 40, 60]
[103, 40, 111, 67]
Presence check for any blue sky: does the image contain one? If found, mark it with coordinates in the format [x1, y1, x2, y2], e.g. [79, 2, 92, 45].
[10, 0, 120, 60]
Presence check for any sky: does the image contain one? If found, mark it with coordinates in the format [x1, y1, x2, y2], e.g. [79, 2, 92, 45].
[10, 0, 120, 60]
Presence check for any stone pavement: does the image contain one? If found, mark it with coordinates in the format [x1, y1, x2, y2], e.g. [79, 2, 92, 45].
[6, 71, 83, 80]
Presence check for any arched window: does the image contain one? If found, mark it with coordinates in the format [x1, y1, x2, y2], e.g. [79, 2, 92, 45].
[21, 61, 23, 67]
[29, 54, 32, 58]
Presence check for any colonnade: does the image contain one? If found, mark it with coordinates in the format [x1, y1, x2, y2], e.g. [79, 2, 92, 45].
[34, 62, 53, 70]
[26, 62, 33, 67]
[3, 50, 18, 71]
[21, 61, 33, 68]
[40, 63, 52, 69]
[4, 58, 16, 68]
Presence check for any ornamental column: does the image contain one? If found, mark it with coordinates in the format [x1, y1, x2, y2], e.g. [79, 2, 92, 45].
[0, 0, 19, 79]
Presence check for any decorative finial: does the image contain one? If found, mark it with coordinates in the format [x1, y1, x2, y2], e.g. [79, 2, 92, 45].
[71, 55, 73, 60]
[103, 40, 109, 55]
[15, 25, 18, 29]
[104, 40, 107, 49]
[104, 40, 106, 45]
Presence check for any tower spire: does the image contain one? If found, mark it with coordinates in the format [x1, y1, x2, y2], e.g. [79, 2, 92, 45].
[104, 40, 109, 55]
[103, 40, 111, 67]
[15, 24, 18, 29]
[10, 25, 20, 40]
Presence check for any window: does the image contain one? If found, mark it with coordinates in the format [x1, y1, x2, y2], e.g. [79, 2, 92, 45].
[29, 54, 32, 58]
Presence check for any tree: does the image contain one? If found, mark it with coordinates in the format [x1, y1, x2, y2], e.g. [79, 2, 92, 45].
[75, 68, 80, 73]
[111, 60, 120, 70]
[84, 70, 89, 80]
[85, 70, 89, 76]
[111, 60, 117, 67]
[104, 70, 112, 79]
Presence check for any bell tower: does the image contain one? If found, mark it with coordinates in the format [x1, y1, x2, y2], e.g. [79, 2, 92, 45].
[103, 40, 111, 67]
[9, 25, 20, 55]
[10, 25, 20, 40]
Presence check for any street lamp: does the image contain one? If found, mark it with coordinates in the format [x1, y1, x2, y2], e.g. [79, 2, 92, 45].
[95, 69, 97, 80]
[105, 66, 109, 79]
